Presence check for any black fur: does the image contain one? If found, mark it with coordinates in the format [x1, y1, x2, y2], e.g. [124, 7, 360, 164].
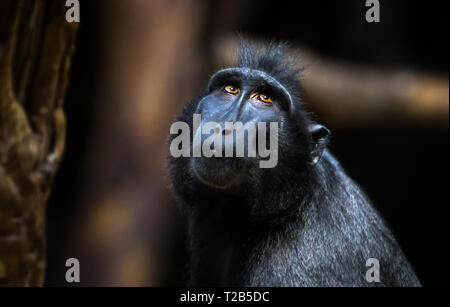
[168, 41, 421, 287]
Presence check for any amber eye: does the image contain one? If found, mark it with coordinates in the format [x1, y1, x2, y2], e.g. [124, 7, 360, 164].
[224, 85, 239, 94]
[257, 94, 272, 103]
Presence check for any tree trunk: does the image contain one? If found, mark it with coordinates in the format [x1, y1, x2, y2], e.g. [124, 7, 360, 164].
[0, 0, 77, 286]
[71, 0, 204, 286]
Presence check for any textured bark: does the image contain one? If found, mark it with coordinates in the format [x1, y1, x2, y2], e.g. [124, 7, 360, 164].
[0, 0, 78, 286]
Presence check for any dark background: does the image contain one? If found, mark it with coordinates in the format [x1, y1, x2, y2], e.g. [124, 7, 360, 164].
[45, 0, 448, 287]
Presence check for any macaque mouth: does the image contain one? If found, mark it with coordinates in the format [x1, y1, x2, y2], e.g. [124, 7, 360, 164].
[190, 157, 246, 189]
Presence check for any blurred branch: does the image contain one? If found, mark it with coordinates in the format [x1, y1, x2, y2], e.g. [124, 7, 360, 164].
[0, 0, 77, 286]
[300, 52, 449, 127]
[214, 37, 449, 127]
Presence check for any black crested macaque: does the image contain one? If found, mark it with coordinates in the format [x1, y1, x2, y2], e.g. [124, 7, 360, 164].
[168, 41, 421, 287]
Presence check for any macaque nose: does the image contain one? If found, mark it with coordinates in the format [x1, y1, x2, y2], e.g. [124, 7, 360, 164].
[222, 127, 233, 136]
[212, 125, 232, 136]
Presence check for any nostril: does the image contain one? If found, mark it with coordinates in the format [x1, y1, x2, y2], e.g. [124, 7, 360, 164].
[222, 129, 232, 136]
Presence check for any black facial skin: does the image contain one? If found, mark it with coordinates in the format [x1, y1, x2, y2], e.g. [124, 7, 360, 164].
[192, 67, 296, 189]
[168, 41, 421, 286]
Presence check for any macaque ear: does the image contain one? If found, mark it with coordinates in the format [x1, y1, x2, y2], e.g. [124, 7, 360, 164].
[309, 124, 331, 165]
